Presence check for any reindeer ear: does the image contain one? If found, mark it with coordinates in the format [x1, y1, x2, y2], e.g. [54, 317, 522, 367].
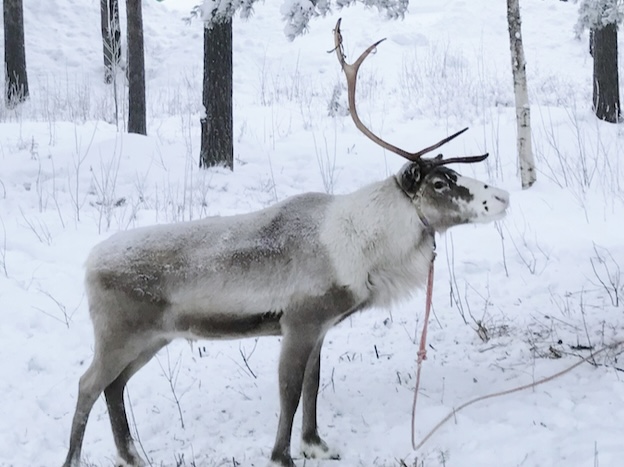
[397, 163, 422, 198]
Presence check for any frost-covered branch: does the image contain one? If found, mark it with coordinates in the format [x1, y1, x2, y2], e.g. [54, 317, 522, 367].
[282, 0, 407, 40]
[197, 0, 408, 40]
[280, 0, 332, 39]
[198, 0, 256, 26]
[575, 0, 624, 35]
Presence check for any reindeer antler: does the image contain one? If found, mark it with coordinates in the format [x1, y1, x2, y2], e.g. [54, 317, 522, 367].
[332, 18, 488, 166]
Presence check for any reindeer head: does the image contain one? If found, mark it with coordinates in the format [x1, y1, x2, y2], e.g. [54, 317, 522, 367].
[396, 160, 509, 231]
[333, 19, 509, 232]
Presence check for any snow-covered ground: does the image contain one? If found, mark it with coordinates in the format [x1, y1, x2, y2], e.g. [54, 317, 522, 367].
[1, 0, 623, 466]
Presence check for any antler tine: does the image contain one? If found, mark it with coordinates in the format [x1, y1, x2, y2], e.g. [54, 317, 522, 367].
[430, 153, 490, 166]
[410, 127, 469, 159]
[333, 20, 475, 163]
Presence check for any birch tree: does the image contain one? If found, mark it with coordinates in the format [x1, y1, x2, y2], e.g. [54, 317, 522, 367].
[100, 0, 121, 84]
[507, 0, 536, 189]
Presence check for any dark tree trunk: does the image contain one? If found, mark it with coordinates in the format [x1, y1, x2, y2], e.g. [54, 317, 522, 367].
[126, 0, 146, 135]
[200, 20, 233, 170]
[100, 0, 121, 84]
[592, 23, 620, 123]
[3, 0, 29, 106]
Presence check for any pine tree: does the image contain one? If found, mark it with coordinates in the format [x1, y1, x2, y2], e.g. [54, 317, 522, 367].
[200, 19, 233, 169]
[127, 0, 146, 135]
[3, 0, 29, 107]
[576, 0, 622, 122]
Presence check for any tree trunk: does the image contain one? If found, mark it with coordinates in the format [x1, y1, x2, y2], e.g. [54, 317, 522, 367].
[507, 0, 536, 189]
[100, 0, 121, 84]
[200, 20, 233, 170]
[3, 0, 29, 107]
[592, 23, 620, 123]
[126, 0, 146, 135]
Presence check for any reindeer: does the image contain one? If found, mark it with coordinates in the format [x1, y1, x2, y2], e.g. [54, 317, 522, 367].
[62, 19, 509, 467]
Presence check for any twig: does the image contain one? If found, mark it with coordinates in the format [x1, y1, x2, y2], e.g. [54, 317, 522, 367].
[320, 367, 336, 393]
[156, 348, 186, 429]
[412, 341, 624, 451]
[494, 221, 509, 277]
[579, 289, 596, 365]
[126, 388, 153, 466]
[589, 243, 620, 307]
[239, 339, 258, 379]
[0, 216, 7, 277]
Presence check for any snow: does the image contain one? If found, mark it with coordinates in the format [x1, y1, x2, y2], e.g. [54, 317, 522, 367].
[1, 0, 623, 466]
[576, 0, 624, 33]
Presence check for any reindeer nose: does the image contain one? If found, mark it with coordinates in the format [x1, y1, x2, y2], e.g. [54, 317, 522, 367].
[494, 192, 510, 206]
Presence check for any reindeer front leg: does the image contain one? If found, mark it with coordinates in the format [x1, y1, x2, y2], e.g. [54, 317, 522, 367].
[269, 326, 323, 467]
[300, 336, 340, 460]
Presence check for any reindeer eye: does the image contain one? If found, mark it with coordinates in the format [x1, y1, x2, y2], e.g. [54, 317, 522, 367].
[433, 181, 446, 190]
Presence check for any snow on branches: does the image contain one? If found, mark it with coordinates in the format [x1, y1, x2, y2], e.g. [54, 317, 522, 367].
[197, 0, 256, 26]
[575, 0, 624, 35]
[281, 0, 408, 40]
[198, 0, 408, 40]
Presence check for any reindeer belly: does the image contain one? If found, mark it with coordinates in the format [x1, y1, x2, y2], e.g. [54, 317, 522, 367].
[171, 309, 284, 339]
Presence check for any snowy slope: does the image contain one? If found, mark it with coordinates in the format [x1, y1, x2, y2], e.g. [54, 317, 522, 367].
[0, 0, 623, 466]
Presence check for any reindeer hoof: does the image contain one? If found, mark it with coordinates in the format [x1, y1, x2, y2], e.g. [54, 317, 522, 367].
[115, 453, 147, 467]
[301, 438, 341, 460]
[268, 453, 296, 467]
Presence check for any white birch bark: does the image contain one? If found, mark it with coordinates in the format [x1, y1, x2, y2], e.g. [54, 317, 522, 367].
[507, 0, 537, 189]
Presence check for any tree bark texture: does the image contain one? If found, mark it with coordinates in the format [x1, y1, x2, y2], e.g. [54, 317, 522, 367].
[507, 0, 536, 189]
[3, 0, 29, 106]
[100, 0, 121, 84]
[592, 23, 620, 123]
[200, 20, 234, 170]
[126, 0, 146, 135]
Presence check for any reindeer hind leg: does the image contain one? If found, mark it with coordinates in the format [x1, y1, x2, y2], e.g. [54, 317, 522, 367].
[105, 337, 170, 467]
[63, 338, 147, 467]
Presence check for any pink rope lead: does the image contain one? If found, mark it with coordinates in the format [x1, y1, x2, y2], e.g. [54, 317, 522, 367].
[411, 252, 436, 450]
